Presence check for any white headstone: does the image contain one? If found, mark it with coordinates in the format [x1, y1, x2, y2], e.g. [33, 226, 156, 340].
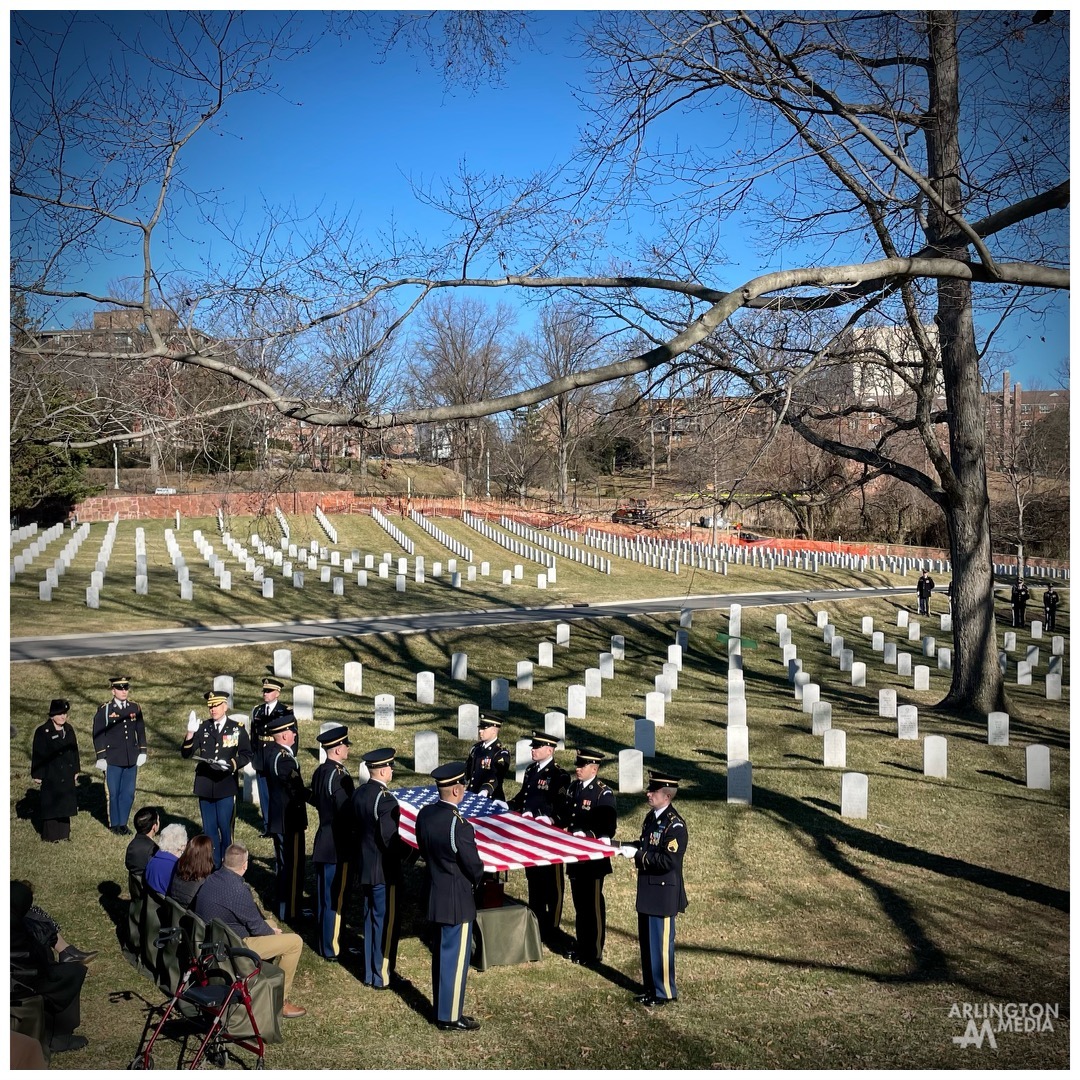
[727, 725, 748, 763]
[727, 760, 752, 806]
[987, 711, 1009, 746]
[851, 661, 866, 687]
[599, 652, 615, 679]
[634, 718, 656, 757]
[544, 711, 566, 743]
[878, 688, 897, 718]
[611, 634, 625, 660]
[557, 623, 571, 647]
[913, 665, 930, 690]
[801, 683, 821, 713]
[567, 684, 587, 719]
[342, 661, 363, 696]
[38, 582, 52, 601]
[816, 610, 829, 629]
[1016, 661, 1032, 686]
[457, 703, 480, 741]
[831, 637, 845, 658]
[923, 734, 947, 778]
[908, 622, 921, 642]
[811, 701, 832, 736]
[416, 671, 435, 706]
[1031, 619, 1043, 640]
[897, 609, 909, 628]
[897, 652, 912, 677]
[374, 694, 395, 731]
[1025, 744, 1050, 790]
[1003, 631, 1016, 652]
[667, 643, 683, 671]
[655, 673, 674, 702]
[840, 772, 868, 819]
[180, 582, 193, 601]
[839, 649, 854, 673]
[871, 632, 884, 652]
[414, 731, 439, 773]
[619, 748, 644, 793]
[896, 705, 919, 740]
[645, 691, 665, 725]
[585, 668, 602, 697]
[273, 649, 292, 678]
[1052, 635, 1064, 656]
[517, 661, 534, 691]
[451, 652, 468, 681]
[921, 635, 936, 658]
[1026, 645, 1040, 668]
[861, 616, 874, 634]
[491, 678, 510, 712]
[682, 608, 695, 628]
[823, 728, 846, 767]
[292, 683, 314, 722]
[538, 641, 554, 668]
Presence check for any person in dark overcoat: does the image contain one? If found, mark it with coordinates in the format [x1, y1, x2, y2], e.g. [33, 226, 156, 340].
[558, 748, 617, 966]
[31, 699, 81, 843]
[619, 770, 689, 1008]
[309, 724, 355, 959]
[180, 690, 252, 866]
[263, 715, 308, 923]
[415, 762, 486, 1031]
[351, 747, 407, 989]
[916, 571, 935, 616]
[91, 674, 146, 835]
[464, 714, 510, 801]
[1043, 584, 1060, 631]
[1011, 579, 1030, 628]
[250, 676, 295, 836]
[507, 732, 570, 946]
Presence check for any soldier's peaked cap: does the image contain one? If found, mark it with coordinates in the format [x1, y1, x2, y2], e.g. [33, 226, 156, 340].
[204, 690, 229, 707]
[575, 748, 604, 766]
[317, 724, 350, 748]
[647, 770, 680, 792]
[267, 714, 297, 736]
[363, 747, 396, 768]
[261, 676, 285, 690]
[432, 762, 466, 787]
[110, 675, 132, 687]
[531, 732, 559, 748]
[477, 713, 501, 729]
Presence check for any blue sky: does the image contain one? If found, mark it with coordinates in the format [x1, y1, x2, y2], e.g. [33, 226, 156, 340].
[12, 9, 1069, 391]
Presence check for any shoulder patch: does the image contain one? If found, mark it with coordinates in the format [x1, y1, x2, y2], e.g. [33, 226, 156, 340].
[667, 838, 679, 852]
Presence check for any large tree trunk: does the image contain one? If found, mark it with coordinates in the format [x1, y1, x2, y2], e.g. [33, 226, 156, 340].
[928, 12, 1006, 714]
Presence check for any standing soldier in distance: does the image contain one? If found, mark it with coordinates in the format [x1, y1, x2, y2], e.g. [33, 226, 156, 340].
[558, 749, 617, 967]
[181, 690, 252, 867]
[352, 747, 406, 990]
[310, 724, 355, 960]
[92, 675, 146, 835]
[916, 571, 935, 617]
[465, 714, 510, 802]
[1043, 583, 1060, 632]
[1011, 578, 1030, 628]
[250, 677, 294, 837]
[263, 714, 308, 923]
[415, 762, 486, 1032]
[508, 732, 570, 947]
[619, 770, 689, 1008]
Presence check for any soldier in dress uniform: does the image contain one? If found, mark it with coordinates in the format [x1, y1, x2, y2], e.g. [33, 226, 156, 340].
[1043, 584, 1060, 631]
[619, 769, 689, 1008]
[916, 571, 935, 617]
[181, 690, 253, 866]
[1011, 578, 1031, 628]
[415, 762, 486, 1031]
[352, 747, 407, 989]
[464, 714, 510, 801]
[263, 714, 308, 923]
[250, 677, 295, 837]
[31, 699, 81, 843]
[92, 675, 146, 835]
[507, 731, 570, 946]
[310, 724, 355, 959]
[558, 748, 617, 966]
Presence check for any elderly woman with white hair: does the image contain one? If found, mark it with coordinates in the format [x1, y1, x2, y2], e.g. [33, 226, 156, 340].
[143, 823, 188, 897]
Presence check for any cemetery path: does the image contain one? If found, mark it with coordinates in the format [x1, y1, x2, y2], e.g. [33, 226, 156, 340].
[10, 586, 912, 662]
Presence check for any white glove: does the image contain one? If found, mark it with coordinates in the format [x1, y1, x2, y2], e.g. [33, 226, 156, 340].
[598, 836, 612, 846]
[536, 815, 553, 825]
[618, 845, 638, 858]
[211, 758, 230, 772]
[492, 800, 508, 810]
[186, 715, 200, 734]
[136, 753, 147, 767]
[95, 758, 107, 772]
[241, 762, 257, 777]
[520, 811, 534, 819]
[572, 831, 586, 838]
[476, 789, 490, 799]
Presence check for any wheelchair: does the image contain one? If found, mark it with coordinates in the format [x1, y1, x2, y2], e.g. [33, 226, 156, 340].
[129, 928, 267, 1070]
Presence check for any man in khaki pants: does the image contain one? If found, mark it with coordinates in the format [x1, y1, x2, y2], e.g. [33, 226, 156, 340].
[194, 843, 307, 1018]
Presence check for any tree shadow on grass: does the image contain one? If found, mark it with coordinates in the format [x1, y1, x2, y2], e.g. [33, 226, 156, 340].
[976, 769, 1026, 788]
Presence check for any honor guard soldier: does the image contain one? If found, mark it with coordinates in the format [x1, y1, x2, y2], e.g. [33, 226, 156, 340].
[415, 762, 486, 1031]
[1011, 578, 1031, 628]
[310, 724, 355, 959]
[618, 770, 689, 1007]
[464, 714, 510, 801]
[558, 748, 617, 966]
[92, 675, 147, 835]
[352, 747, 407, 989]
[251, 677, 295, 836]
[508, 731, 570, 946]
[264, 714, 308, 923]
[181, 690, 253, 866]
[1043, 584, 1060, 631]
[31, 699, 81, 843]
[916, 571, 935, 617]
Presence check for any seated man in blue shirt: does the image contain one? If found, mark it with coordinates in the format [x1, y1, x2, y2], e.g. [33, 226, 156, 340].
[193, 842, 307, 1019]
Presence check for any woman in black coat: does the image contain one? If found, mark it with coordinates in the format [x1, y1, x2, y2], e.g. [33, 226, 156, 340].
[30, 699, 81, 843]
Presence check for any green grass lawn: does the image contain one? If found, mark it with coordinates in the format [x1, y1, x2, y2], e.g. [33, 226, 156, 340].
[8, 516, 1069, 1068]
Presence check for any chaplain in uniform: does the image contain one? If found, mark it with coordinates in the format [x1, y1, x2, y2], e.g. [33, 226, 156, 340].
[464, 714, 510, 801]
[31, 699, 81, 843]
[181, 690, 253, 866]
[352, 747, 406, 989]
[619, 769, 688, 1007]
[508, 732, 570, 945]
[92, 675, 147, 835]
[264, 714, 308, 923]
[415, 762, 486, 1031]
[250, 677, 295, 836]
[559, 748, 617, 966]
[310, 724, 355, 959]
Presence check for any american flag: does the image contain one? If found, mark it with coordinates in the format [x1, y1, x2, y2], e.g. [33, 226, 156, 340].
[395, 786, 615, 873]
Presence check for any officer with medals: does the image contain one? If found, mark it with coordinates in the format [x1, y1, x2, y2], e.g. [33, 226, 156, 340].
[92, 675, 147, 835]
[181, 690, 253, 866]
[464, 714, 510, 801]
[558, 748, 617, 967]
[263, 713, 308, 923]
[618, 770, 689, 1007]
[310, 724, 355, 959]
[415, 762, 486, 1031]
[250, 677, 295, 836]
[507, 731, 570, 946]
[352, 747, 406, 989]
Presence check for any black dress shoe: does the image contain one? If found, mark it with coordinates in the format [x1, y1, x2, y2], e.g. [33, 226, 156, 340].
[436, 1016, 481, 1032]
[633, 992, 653, 1003]
[50, 1034, 89, 1053]
[60, 945, 98, 964]
[639, 996, 676, 1007]
[562, 949, 579, 963]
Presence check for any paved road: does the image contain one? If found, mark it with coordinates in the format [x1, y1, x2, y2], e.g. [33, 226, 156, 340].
[10, 587, 912, 662]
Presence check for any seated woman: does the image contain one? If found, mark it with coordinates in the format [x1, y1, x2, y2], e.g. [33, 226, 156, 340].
[167, 834, 215, 909]
[144, 823, 188, 897]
